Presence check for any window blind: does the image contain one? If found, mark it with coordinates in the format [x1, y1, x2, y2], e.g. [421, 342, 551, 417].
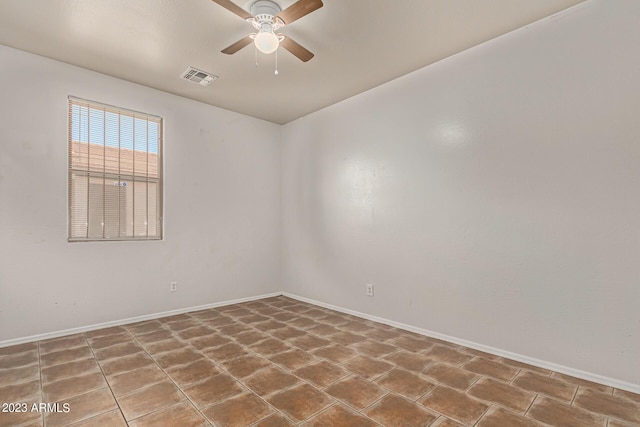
[68, 97, 163, 241]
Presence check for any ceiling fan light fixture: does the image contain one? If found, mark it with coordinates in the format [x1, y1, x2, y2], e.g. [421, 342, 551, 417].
[215, 0, 322, 62]
[254, 30, 279, 54]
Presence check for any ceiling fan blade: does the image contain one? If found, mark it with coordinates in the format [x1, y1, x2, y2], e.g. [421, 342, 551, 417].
[222, 35, 253, 54]
[210, 0, 252, 20]
[276, 0, 323, 25]
[280, 36, 314, 62]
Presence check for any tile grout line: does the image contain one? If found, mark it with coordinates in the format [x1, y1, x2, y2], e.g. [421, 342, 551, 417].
[199, 316, 316, 425]
[471, 403, 494, 427]
[239, 306, 364, 425]
[125, 316, 233, 424]
[570, 384, 580, 405]
[257, 301, 420, 425]
[14, 296, 639, 427]
[160, 305, 324, 425]
[127, 316, 239, 425]
[174, 302, 636, 426]
[507, 367, 523, 385]
[206, 310, 304, 423]
[37, 341, 44, 427]
[245, 301, 375, 425]
[228, 308, 376, 423]
[84, 331, 131, 426]
[37, 334, 127, 426]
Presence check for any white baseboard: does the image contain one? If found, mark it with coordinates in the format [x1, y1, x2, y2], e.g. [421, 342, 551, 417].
[3, 290, 638, 394]
[0, 292, 282, 349]
[282, 292, 640, 395]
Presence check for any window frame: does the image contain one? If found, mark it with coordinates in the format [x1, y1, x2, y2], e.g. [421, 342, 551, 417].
[67, 96, 164, 242]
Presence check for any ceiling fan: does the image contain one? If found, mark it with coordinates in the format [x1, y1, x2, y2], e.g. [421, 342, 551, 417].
[211, 0, 323, 62]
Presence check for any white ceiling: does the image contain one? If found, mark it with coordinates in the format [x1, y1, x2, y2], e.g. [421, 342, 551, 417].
[0, 0, 584, 124]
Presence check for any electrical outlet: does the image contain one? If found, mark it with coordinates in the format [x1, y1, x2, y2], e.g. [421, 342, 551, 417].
[366, 284, 374, 297]
[170, 281, 177, 292]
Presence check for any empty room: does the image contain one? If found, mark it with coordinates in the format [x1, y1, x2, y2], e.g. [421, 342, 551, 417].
[1, 0, 639, 426]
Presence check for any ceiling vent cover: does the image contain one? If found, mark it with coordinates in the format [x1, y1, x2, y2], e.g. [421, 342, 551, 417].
[180, 67, 218, 87]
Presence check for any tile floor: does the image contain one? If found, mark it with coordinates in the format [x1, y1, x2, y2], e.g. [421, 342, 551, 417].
[1, 296, 639, 426]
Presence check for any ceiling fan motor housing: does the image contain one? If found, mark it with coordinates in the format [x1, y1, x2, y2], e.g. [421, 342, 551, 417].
[245, 0, 283, 54]
[248, 0, 284, 35]
[248, 0, 282, 20]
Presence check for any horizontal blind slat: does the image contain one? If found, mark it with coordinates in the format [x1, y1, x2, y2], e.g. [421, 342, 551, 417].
[68, 98, 162, 241]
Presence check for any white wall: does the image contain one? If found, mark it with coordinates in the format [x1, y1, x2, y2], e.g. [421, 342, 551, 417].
[0, 46, 282, 342]
[282, 0, 640, 387]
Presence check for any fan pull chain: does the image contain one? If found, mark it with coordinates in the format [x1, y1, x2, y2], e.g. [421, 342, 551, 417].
[275, 48, 279, 75]
[255, 46, 258, 68]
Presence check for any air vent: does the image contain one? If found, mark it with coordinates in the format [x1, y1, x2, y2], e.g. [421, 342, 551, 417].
[180, 67, 218, 87]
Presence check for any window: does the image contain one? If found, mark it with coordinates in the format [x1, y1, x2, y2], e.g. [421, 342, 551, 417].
[68, 97, 162, 241]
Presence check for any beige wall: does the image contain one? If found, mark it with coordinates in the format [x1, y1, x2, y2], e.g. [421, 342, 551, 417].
[281, 0, 640, 389]
[0, 45, 282, 341]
